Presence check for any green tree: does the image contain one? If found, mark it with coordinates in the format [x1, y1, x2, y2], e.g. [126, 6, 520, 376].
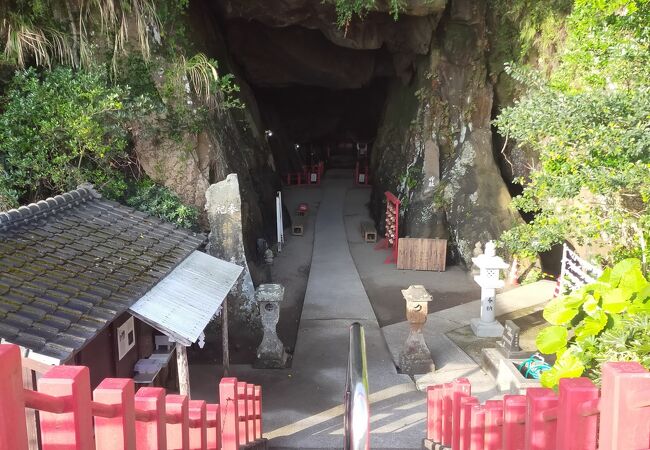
[496, 0, 650, 265]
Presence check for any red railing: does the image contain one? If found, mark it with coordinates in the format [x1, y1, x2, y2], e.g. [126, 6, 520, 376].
[0, 344, 264, 450]
[282, 162, 324, 187]
[424, 362, 650, 450]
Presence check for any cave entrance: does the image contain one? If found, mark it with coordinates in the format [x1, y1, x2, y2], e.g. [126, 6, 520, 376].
[255, 81, 389, 173]
[216, 12, 410, 179]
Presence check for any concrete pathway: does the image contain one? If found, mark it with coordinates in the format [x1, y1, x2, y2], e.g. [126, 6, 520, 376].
[192, 172, 425, 450]
[190, 171, 555, 449]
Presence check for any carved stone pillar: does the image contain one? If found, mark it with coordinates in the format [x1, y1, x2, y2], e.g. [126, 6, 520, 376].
[399, 285, 435, 375]
[254, 284, 288, 369]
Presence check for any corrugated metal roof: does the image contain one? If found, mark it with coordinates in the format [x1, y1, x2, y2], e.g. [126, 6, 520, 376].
[129, 250, 243, 346]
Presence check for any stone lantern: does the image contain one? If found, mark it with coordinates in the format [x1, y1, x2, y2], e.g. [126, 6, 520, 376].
[254, 284, 288, 368]
[470, 241, 509, 337]
[399, 285, 435, 374]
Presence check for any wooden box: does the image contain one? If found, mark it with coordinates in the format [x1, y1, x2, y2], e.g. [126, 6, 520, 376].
[397, 238, 447, 271]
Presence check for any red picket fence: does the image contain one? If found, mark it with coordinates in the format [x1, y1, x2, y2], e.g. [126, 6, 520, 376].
[0, 344, 264, 450]
[283, 162, 324, 187]
[424, 362, 650, 450]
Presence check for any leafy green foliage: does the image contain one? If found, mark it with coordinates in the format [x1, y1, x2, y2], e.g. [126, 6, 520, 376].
[496, 0, 650, 264]
[0, 67, 142, 207]
[334, 0, 403, 29]
[0, 65, 198, 229]
[576, 312, 650, 384]
[125, 179, 198, 229]
[536, 258, 650, 387]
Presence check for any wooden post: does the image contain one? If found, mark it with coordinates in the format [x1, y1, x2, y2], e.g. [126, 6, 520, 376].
[0, 345, 29, 450]
[177, 343, 191, 398]
[222, 300, 230, 377]
[38, 366, 94, 450]
[93, 378, 136, 450]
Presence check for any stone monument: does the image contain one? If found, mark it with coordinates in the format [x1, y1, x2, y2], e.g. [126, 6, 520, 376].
[205, 174, 257, 329]
[399, 285, 435, 374]
[254, 284, 288, 368]
[496, 320, 529, 359]
[470, 241, 509, 337]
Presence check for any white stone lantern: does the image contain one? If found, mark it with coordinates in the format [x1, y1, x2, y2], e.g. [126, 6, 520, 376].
[470, 241, 509, 337]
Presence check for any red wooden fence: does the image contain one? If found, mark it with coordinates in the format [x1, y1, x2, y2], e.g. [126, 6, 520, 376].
[0, 344, 264, 450]
[425, 362, 650, 450]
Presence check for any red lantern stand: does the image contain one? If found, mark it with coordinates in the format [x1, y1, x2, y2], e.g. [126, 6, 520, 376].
[375, 191, 400, 264]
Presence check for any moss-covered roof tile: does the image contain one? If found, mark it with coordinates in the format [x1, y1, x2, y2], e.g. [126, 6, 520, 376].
[0, 184, 206, 362]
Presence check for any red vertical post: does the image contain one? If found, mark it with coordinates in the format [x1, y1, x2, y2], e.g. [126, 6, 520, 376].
[0, 345, 29, 450]
[188, 400, 207, 450]
[246, 384, 256, 442]
[599, 361, 650, 450]
[219, 378, 239, 450]
[236, 382, 248, 445]
[254, 385, 262, 440]
[556, 377, 598, 450]
[135, 387, 167, 450]
[459, 396, 479, 450]
[525, 388, 558, 450]
[166, 394, 189, 450]
[469, 404, 486, 450]
[503, 395, 526, 450]
[441, 382, 453, 447]
[452, 378, 472, 450]
[206, 404, 220, 450]
[38, 366, 94, 450]
[425, 386, 435, 440]
[484, 399, 504, 450]
[429, 385, 443, 443]
[93, 378, 136, 450]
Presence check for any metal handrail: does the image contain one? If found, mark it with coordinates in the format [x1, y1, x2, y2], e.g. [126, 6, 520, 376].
[344, 322, 370, 450]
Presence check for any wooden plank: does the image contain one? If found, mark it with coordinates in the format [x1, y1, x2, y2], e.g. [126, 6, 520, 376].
[397, 238, 447, 271]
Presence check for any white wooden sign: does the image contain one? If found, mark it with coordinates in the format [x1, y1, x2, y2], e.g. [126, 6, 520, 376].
[117, 316, 135, 360]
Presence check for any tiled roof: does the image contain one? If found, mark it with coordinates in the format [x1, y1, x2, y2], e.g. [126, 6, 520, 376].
[0, 184, 206, 363]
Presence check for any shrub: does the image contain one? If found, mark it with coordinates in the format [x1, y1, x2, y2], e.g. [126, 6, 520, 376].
[536, 258, 650, 387]
[0, 66, 145, 205]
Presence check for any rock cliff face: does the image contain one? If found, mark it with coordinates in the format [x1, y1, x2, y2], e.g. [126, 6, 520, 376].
[133, 1, 280, 269]
[371, 0, 522, 264]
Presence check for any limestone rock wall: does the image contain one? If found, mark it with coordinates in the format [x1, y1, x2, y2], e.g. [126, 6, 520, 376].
[133, 1, 280, 262]
[371, 0, 522, 265]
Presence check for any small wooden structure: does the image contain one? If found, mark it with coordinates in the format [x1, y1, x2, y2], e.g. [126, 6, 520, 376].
[361, 221, 377, 243]
[397, 238, 447, 271]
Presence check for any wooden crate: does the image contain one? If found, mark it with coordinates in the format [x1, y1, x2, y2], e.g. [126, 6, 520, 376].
[397, 238, 447, 271]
